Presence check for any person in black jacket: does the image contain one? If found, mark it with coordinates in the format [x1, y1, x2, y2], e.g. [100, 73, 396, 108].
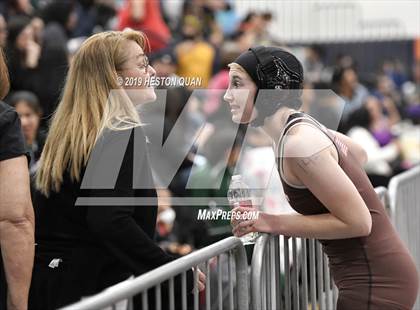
[29, 30, 204, 310]
[5, 13, 69, 128]
[0, 47, 34, 310]
[5, 16, 41, 101]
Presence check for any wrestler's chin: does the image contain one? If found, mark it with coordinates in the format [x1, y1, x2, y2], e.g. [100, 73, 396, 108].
[231, 114, 241, 124]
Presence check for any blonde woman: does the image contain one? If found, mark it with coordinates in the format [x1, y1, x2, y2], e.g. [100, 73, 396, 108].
[29, 30, 204, 310]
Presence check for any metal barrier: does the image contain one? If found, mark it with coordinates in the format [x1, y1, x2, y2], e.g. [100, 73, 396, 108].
[375, 186, 388, 206]
[60, 237, 249, 310]
[251, 187, 390, 310]
[388, 165, 420, 310]
[251, 235, 337, 310]
[59, 179, 417, 310]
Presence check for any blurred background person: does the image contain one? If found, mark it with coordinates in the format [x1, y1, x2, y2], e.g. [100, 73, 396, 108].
[9, 90, 45, 174]
[332, 64, 369, 131]
[174, 14, 216, 88]
[346, 104, 401, 187]
[303, 44, 331, 84]
[5, 16, 41, 101]
[155, 189, 193, 257]
[402, 60, 420, 124]
[365, 95, 400, 147]
[36, 1, 75, 123]
[2, 0, 34, 19]
[149, 49, 182, 88]
[117, 0, 170, 52]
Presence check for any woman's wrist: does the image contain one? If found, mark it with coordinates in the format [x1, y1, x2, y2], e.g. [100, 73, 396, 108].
[258, 212, 282, 235]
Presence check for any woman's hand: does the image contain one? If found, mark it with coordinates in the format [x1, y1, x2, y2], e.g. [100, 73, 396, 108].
[230, 206, 274, 237]
[25, 40, 41, 68]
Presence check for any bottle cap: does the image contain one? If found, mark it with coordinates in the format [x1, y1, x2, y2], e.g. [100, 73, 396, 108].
[232, 175, 242, 181]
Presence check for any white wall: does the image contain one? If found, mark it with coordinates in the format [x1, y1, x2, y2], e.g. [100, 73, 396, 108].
[233, 0, 420, 43]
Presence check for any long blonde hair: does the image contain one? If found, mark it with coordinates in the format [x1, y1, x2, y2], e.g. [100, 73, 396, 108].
[37, 30, 148, 196]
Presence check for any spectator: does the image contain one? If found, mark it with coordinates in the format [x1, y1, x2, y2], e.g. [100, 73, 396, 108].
[9, 91, 45, 173]
[174, 15, 216, 88]
[160, 0, 184, 32]
[71, 0, 116, 36]
[188, 130, 244, 247]
[3, 0, 34, 19]
[180, 0, 220, 42]
[254, 12, 274, 45]
[332, 65, 369, 130]
[213, 1, 239, 37]
[38, 1, 75, 123]
[5, 16, 41, 97]
[72, 0, 96, 37]
[155, 190, 193, 257]
[0, 46, 34, 310]
[346, 104, 400, 186]
[374, 74, 403, 109]
[93, 1, 117, 33]
[238, 12, 259, 33]
[117, 0, 170, 52]
[365, 95, 400, 147]
[303, 45, 326, 84]
[40, 0, 77, 47]
[382, 59, 408, 90]
[29, 30, 204, 310]
[230, 30, 256, 52]
[401, 60, 420, 123]
[149, 49, 181, 88]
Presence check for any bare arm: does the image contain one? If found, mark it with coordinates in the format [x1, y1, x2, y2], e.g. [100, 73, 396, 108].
[233, 125, 372, 240]
[280, 141, 371, 239]
[331, 130, 367, 166]
[0, 156, 35, 310]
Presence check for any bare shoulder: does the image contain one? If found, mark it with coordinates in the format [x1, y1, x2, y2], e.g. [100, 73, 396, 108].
[282, 122, 336, 160]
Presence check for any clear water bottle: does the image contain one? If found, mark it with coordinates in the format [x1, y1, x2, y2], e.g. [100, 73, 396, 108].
[227, 175, 259, 245]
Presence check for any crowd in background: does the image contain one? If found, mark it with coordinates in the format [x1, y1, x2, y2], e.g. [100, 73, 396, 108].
[0, 0, 419, 256]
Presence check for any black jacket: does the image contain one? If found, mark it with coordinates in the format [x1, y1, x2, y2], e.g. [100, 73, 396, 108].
[29, 128, 192, 310]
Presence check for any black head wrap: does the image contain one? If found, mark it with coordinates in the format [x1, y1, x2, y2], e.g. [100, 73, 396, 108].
[233, 46, 304, 126]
